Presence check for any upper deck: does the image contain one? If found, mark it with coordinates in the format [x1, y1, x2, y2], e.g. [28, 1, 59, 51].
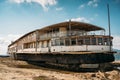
[39, 21, 105, 40]
[8, 21, 105, 47]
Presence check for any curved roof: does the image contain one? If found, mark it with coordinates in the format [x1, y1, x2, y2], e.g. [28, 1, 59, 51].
[39, 21, 104, 31]
[8, 21, 105, 47]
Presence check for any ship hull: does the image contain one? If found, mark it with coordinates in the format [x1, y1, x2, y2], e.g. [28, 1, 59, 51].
[11, 53, 115, 64]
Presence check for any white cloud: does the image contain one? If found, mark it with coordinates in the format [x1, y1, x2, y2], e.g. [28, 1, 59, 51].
[56, 7, 63, 11]
[0, 34, 21, 55]
[68, 17, 90, 23]
[88, 1, 93, 6]
[79, 0, 99, 9]
[9, 0, 57, 11]
[93, 3, 98, 7]
[9, 0, 24, 4]
[113, 35, 120, 50]
[79, 4, 85, 8]
[87, 0, 99, 7]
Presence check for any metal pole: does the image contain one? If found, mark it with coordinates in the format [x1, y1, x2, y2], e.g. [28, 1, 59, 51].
[69, 19, 71, 36]
[107, 4, 111, 52]
[69, 20, 71, 45]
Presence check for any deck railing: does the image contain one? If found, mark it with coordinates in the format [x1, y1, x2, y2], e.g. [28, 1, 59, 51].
[39, 30, 105, 40]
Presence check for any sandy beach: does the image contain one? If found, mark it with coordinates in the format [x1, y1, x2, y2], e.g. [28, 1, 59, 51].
[0, 57, 120, 80]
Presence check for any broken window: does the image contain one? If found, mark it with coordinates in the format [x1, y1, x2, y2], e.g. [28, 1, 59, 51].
[71, 38, 76, 45]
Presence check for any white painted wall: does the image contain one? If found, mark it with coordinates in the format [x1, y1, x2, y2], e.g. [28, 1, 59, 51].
[50, 45, 110, 52]
[87, 45, 110, 52]
[23, 48, 36, 53]
[16, 45, 111, 54]
[37, 47, 48, 53]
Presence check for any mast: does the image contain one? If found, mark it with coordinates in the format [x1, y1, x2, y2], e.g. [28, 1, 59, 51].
[69, 19, 71, 45]
[69, 19, 71, 36]
[107, 4, 111, 52]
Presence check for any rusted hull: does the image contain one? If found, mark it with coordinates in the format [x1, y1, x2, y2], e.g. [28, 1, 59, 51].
[10, 53, 115, 64]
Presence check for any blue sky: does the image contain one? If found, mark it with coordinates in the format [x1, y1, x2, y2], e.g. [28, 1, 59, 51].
[0, 0, 120, 54]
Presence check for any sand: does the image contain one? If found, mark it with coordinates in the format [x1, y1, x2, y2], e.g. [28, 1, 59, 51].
[0, 57, 120, 80]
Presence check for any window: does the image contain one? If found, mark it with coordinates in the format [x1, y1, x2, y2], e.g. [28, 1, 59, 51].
[41, 42, 44, 48]
[60, 39, 64, 46]
[51, 40, 55, 46]
[51, 39, 64, 46]
[71, 38, 76, 45]
[55, 39, 60, 46]
[46, 41, 49, 47]
[85, 37, 90, 45]
[37, 42, 39, 48]
[23, 43, 30, 49]
[92, 38, 96, 45]
[53, 28, 59, 33]
[65, 39, 70, 46]
[111, 39, 113, 46]
[78, 38, 84, 45]
[104, 38, 109, 45]
[30, 43, 32, 48]
[98, 38, 103, 45]
[34, 42, 36, 48]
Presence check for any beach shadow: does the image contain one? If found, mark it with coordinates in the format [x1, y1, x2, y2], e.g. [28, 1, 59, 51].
[26, 61, 117, 73]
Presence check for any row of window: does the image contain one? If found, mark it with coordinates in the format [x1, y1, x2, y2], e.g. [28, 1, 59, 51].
[23, 41, 49, 49]
[51, 37, 111, 46]
[24, 42, 36, 49]
[9, 37, 111, 51]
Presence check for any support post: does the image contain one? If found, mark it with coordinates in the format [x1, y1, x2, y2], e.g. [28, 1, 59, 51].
[35, 30, 39, 52]
[69, 20, 72, 45]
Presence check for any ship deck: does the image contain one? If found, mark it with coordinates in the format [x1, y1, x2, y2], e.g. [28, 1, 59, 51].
[16, 51, 116, 55]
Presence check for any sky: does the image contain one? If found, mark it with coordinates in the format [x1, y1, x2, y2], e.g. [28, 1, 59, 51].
[0, 0, 120, 55]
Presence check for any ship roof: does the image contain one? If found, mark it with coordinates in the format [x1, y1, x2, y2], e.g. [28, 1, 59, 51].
[8, 21, 105, 47]
[39, 21, 105, 31]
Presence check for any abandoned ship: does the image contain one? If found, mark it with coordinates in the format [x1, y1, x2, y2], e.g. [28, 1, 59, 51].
[8, 21, 115, 69]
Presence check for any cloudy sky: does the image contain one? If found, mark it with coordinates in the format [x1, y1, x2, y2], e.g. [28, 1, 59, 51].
[0, 0, 120, 55]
